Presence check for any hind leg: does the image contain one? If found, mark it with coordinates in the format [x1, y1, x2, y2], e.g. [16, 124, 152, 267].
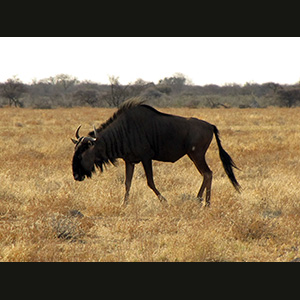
[203, 168, 213, 207]
[188, 153, 213, 207]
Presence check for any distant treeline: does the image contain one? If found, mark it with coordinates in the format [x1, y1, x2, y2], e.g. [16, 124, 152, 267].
[1, 73, 300, 109]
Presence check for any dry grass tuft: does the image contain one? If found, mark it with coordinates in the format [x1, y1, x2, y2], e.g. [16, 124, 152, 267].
[0, 106, 299, 261]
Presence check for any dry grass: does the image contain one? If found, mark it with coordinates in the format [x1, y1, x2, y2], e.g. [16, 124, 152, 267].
[0, 106, 300, 262]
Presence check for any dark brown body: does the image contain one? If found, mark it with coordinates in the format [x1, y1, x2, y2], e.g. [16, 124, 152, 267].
[72, 100, 240, 206]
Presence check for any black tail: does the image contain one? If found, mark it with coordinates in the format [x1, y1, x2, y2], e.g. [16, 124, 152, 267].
[213, 125, 241, 192]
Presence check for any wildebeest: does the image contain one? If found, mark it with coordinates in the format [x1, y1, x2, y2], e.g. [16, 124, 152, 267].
[71, 99, 240, 206]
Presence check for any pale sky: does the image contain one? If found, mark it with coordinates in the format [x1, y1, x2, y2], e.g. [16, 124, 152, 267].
[0, 37, 300, 86]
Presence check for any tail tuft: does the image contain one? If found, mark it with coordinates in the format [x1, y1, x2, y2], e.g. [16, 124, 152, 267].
[213, 125, 241, 192]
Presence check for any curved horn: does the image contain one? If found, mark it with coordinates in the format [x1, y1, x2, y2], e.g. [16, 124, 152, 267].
[93, 125, 97, 138]
[75, 125, 81, 139]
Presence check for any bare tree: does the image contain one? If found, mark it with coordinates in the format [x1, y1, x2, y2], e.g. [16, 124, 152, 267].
[54, 74, 79, 90]
[0, 76, 26, 107]
[103, 76, 130, 107]
[73, 89, 99, 107]
[38, 74, 78, 90]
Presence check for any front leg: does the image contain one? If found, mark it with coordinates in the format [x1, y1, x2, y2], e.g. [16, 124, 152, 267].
[142, 159, 167, 204]
[121, 161, 135, 207]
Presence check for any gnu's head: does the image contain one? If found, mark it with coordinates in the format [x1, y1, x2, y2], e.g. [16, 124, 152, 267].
[71, 125, 97, 181]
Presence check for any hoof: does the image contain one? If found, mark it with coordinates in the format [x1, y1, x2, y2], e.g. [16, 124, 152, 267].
[120, 199, 128, 207]
[158, 195, 168, 206]
[197, 197, 204, 203]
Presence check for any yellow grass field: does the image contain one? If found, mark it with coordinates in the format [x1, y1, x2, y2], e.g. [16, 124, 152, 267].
[0, 106, 299, 262]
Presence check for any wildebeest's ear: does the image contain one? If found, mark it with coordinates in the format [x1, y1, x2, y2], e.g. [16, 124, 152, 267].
[88, 131, 95, 137]
[71, 138, 78, 144]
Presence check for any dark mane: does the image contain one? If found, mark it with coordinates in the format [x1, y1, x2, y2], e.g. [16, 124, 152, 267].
[89, 98, 147, 137]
